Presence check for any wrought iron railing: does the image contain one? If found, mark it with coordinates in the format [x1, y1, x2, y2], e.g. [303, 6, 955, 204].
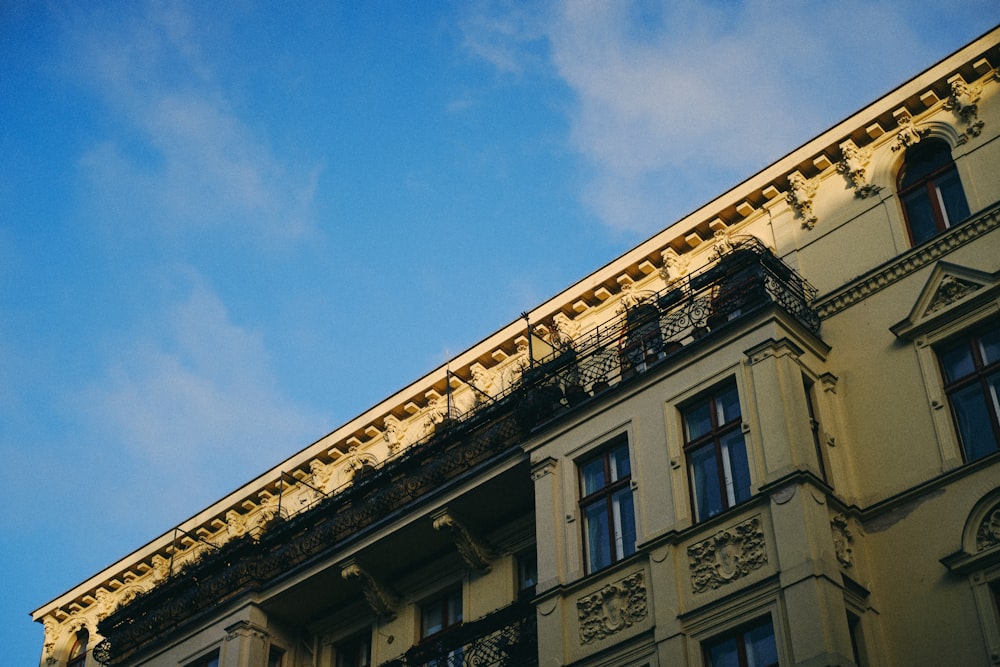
[378, 600, 537, 667]
[94, 238, 817, 664]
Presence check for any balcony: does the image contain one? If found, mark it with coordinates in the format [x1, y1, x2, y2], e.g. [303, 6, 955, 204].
[378, 600, 537, 667]
[94, 237, 817, 664]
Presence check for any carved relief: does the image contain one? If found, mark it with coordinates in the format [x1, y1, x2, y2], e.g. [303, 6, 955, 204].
[925, 275, 981, 314]
[943, 76, 985, 137]
[836, 139, 880, 198]
[310, 459, 336, 494]
[976, 503, 1000, 551]
[383, 415, 403, 454]
[432, 509, 496, 573]
[551, 312, 580, 349]
[344, 445, 380, 478]
[785, 172, 818, 229]
[830, 514, 854, 568]
[688, 515, 768, 593]
[341, 560, 400, 618]
[659, 247, 689, 285]
[577, 571, 647, 644]
[891, 109, 929, 152]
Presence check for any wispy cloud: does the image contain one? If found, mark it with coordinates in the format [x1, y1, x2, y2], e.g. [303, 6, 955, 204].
[65, 1, 319, 245]
[461, 0, 995, 234]
[76, 273, 327, 517]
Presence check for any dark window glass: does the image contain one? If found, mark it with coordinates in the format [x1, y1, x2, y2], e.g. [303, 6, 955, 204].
[704, 616, 779, 667]
[421, 589, 463, 639]
[67, 630, 89, 667]
[938, 323, 1000, 462]
[579, 435, 636, 573]
[685, 382, 752, 521]
[337, 632, 371, 667]
[897, 139, 969, 246]
[185, 651, 220, 667]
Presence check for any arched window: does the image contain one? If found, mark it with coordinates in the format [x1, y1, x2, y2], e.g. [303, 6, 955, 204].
[67, 628, 88, 667]
[897, 138, 969, 246]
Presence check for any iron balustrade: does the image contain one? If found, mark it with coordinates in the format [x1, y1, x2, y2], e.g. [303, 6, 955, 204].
[93, 238, 817, 664]
[378, 600, 537, 667]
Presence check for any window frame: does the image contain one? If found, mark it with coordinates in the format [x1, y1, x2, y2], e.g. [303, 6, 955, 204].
[935, 321, 1000, 462]
[702, 614, 780, 667]
[897, 138, 970, 247]
[419, 587, 463, 640]
[184, 650, 220, 667]
[578, 433, 637, 573]
[67, 629, 89, 667]
[336, 630, 372, 667]
[683, 381, 752, 522]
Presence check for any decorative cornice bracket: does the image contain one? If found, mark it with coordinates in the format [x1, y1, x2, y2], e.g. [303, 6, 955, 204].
[340, 558, 400, 619]
[431, 508, 496, 573]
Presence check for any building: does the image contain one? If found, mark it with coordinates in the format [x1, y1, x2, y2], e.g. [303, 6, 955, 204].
[32, 25, 1000, 667]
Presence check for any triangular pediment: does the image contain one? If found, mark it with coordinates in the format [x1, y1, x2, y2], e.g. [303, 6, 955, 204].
[891, 262, 1000, 338]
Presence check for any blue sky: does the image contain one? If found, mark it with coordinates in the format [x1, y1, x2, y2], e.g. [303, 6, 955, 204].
[2, 2, 997, 663]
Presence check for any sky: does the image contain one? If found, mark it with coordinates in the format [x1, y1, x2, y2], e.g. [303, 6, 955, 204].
[2, 1, 997, 663]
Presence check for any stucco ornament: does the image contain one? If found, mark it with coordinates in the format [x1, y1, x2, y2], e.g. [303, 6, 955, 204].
[926, 275, 981, 314]
[976, 503, 1000, 551]
[836, 139, 880, 198]
[944, 77, 985, 137]
[383, 414, 402, 453]
[659, 247, 689, 285]
[891, 109, 929, 152]
[576, 571, 647, 644]
[550, 312, 580, 349]
[785, 171, 818, 229]
[688, 515, 768, 593]
[309, 459, 335, 494]
[830, 514, 854, 568]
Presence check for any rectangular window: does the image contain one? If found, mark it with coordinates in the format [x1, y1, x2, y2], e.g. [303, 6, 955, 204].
[937, 323, 1000, 462]
[685, 381, 752, 522]
[185, 652, 220, 667]
[579, 434, 636, 573]
[703, 616, 779, 667]
[267, 647, 284, 667]
[336, 631, 371, 667]
[421, 588, 463, 639]
[803, 376, 828, 483]
[517, 549, 537, 597]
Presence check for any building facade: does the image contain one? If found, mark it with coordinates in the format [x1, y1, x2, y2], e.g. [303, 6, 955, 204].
[33, 26, 1000, 667]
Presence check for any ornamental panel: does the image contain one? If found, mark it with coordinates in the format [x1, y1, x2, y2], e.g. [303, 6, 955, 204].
[687, 515, 767, 593]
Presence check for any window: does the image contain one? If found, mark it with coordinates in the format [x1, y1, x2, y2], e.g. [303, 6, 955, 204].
[67, 629, 88, 667]
[937, 323, 1000, 461]
[421, 589, 463, 639]
[703, 616, 779, 667]
[185, 651, 220, 667]
[337, 631, 371, 667]
[579, 435, 636, 573]
[517, 549, 537, 597]
[685, 382, 751, 522]
[898, 138, 969, 246]
[267, 646, 285, 667]
[803, 376, 828, 483]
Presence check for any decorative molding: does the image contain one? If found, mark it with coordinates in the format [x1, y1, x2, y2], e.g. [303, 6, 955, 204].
[815, 206, 1000, 319]
[976, 503, 1000, 551]
[836, 139, 880, 199]
[943, 75, 985, 138]
[925, 275, 982, 314]
[891, 108, 930, 152]
[341, 559, 400, 619]
[830, 514, 855, 568]
[688, 515, 768, 593]
[576, 571, 647, 644]
[431, 509, 496, 573]
[785, 171, 818, 229]
[659, 247, 689, 286]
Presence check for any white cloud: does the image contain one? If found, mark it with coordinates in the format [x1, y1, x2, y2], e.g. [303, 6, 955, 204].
[78, 275, 327, 511]
[66, 2, 318, 245]
[461, 0, 996, 234]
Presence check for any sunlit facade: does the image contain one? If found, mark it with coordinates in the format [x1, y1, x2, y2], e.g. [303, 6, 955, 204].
[33, 26, 1000, 667]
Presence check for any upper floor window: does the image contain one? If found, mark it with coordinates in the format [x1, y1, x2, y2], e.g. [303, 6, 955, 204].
[421, 588, 462, 639]
[937, 322, 1000, 462]
[185, 651, 220, 667]
[336, 631, 371, 667]
[703, 615, 779, 667]
[267, 647, 285, 667]
[685, 382, 751, 522]
[67, 629, 89, 667]
[898, 138, 970, 246]
[579, 435, 636, 573]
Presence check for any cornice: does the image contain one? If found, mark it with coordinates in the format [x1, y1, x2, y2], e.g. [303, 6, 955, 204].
[814, 203, 1000, 319]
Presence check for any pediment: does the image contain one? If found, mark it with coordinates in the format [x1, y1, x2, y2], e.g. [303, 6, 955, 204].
[891, 262, 1000, 339]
